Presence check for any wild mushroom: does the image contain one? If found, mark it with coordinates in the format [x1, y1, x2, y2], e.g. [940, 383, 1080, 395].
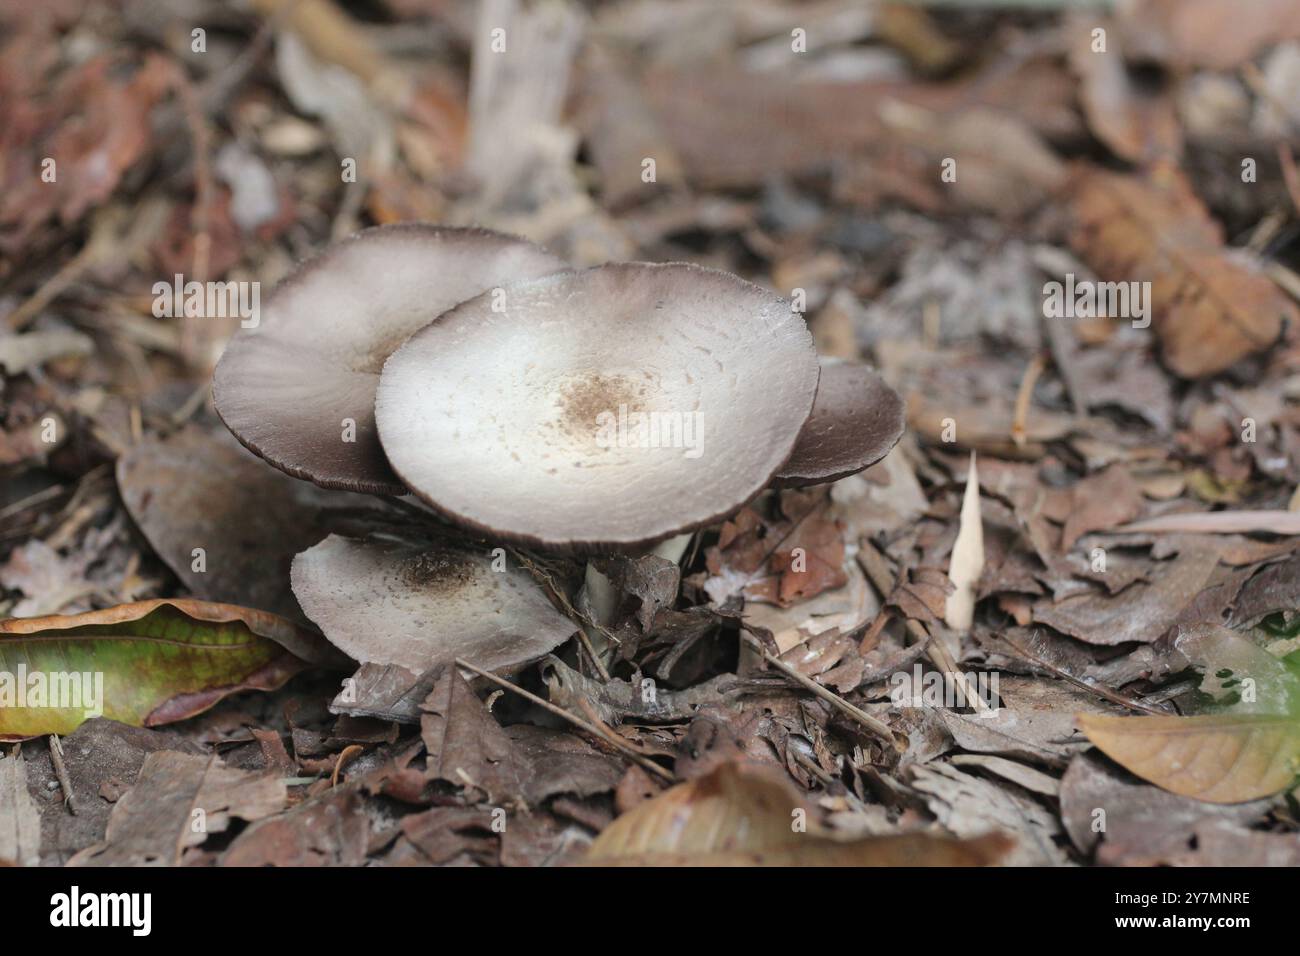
[374, 262, 821, 553]
[213, 224, 564, 495]
[773, 358, 906, 487]
[290, 533, 578, 713]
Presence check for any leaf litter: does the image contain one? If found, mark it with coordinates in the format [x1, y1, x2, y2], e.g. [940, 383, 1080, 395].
[4, 0, 1300, 869]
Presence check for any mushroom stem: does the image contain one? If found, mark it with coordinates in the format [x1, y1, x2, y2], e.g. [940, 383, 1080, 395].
[581, 533, 694, 665]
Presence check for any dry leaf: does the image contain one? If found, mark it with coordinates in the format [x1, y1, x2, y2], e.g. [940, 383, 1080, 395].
[1070, 166, 1293, 378]
[1078, 712, 1300, 804]
[0, 753, 40, 866]
[586, 760, 1011, 866]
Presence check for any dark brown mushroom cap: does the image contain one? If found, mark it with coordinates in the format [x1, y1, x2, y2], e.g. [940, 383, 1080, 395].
[772, 359, 906, 487]
[375, 262, 820, 553]
[212, 224, 565, 495]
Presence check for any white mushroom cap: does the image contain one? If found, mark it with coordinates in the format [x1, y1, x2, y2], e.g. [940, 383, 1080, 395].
[375, 262, 820, 553]
[290, 534, 576, 674]
[773, 359, 906, 487]
[213, 225, 565, 494]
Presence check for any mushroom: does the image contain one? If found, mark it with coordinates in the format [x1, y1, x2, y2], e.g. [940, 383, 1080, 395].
[290, 534, 578, 685]
[213, 224, 564, 495]
[374, 262, 821, 553]
[773, 358, 906, 487]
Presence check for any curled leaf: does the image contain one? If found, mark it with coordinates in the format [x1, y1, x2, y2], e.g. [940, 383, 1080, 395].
[1077, 712, 1300, 804]
[586, 761, 1011, 866]
[0, 599, 345, 741]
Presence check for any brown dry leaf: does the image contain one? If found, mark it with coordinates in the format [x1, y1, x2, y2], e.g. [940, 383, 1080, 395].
[705, 491, 848, 607]
[1059, 753, 1273, 864]
[1067, 20, 1181, 165]
[117, 426, 376, 621]
[422, 669, 623, 806]
[0, 752, 40, 866]
[1078, 712, 1300, 804]
[1060, 464, 1143, 551]
[878, 102, 1067, 216]
[219, 786, 370, 867]
[586, 760, 1010, 866]
[1069, 166, 1293, 378]
[69, 751, 286, 865]
[1032, 547, 1220, 646]
[1119, 0, 1300, 71]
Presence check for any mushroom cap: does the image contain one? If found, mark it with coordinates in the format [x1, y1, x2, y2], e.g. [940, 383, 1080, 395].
[213, 224, 565, 495]
[375, 262, 820, 553]
[773, 359, 906, 487]
[290, 534, 577, 675]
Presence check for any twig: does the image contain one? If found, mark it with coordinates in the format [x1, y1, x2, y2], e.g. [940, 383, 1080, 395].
[997, 632, 1167, 716]
[1011, 352, 1047, 448]
[738, 629, 899, 747]
[855, 543, 992, 714]
[331, 744, 363, 787]
[454, 658, 675, 782]
[48, 735, 76, 815]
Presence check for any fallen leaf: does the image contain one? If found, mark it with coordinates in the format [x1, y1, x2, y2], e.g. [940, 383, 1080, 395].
[117, 426, 376, 620]
[1069, 166, 1293, 378]
[1067, 18, 1181, 165]
[69, 751, 286, 866]
[1060, 465, 1143, 551]
[0, 599, 343, 740]
[1078, 712, 1300, 803]
[587, 760, 1011, 866]
[1119, 0, 1300, 70]
[1032, 548, 1220, 646]
[219, 785, 369, 867]
[422, 668, 623, 805]
[1059, 752, 1272, 864]
[0, 753, 40, 866]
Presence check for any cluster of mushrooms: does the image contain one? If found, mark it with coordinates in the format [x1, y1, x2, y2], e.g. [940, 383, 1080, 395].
[212, 224, 905, 708]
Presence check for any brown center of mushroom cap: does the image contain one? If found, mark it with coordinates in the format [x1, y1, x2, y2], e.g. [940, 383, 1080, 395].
[551, 372, 663, 449]
[375, 262, 820, 553]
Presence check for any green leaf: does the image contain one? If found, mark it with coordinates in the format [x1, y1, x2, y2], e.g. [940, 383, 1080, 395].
[0, 599, 348, 741]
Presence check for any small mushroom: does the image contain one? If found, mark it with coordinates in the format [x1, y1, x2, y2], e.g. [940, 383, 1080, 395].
[375, 262, 821, 553]
[290, 534, 577, 677]
[773, 359, 906, 487]
[213, 224, 564, 495]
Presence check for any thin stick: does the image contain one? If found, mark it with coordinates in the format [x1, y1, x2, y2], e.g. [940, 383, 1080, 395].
[738, 630, 898, 747]
[48, 735, 76, 815]
[454, 658, 674, 782]
[855, 545, 992, 714]
[997, 632, 1166, 716]
[1011, 352, 1047, 448]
